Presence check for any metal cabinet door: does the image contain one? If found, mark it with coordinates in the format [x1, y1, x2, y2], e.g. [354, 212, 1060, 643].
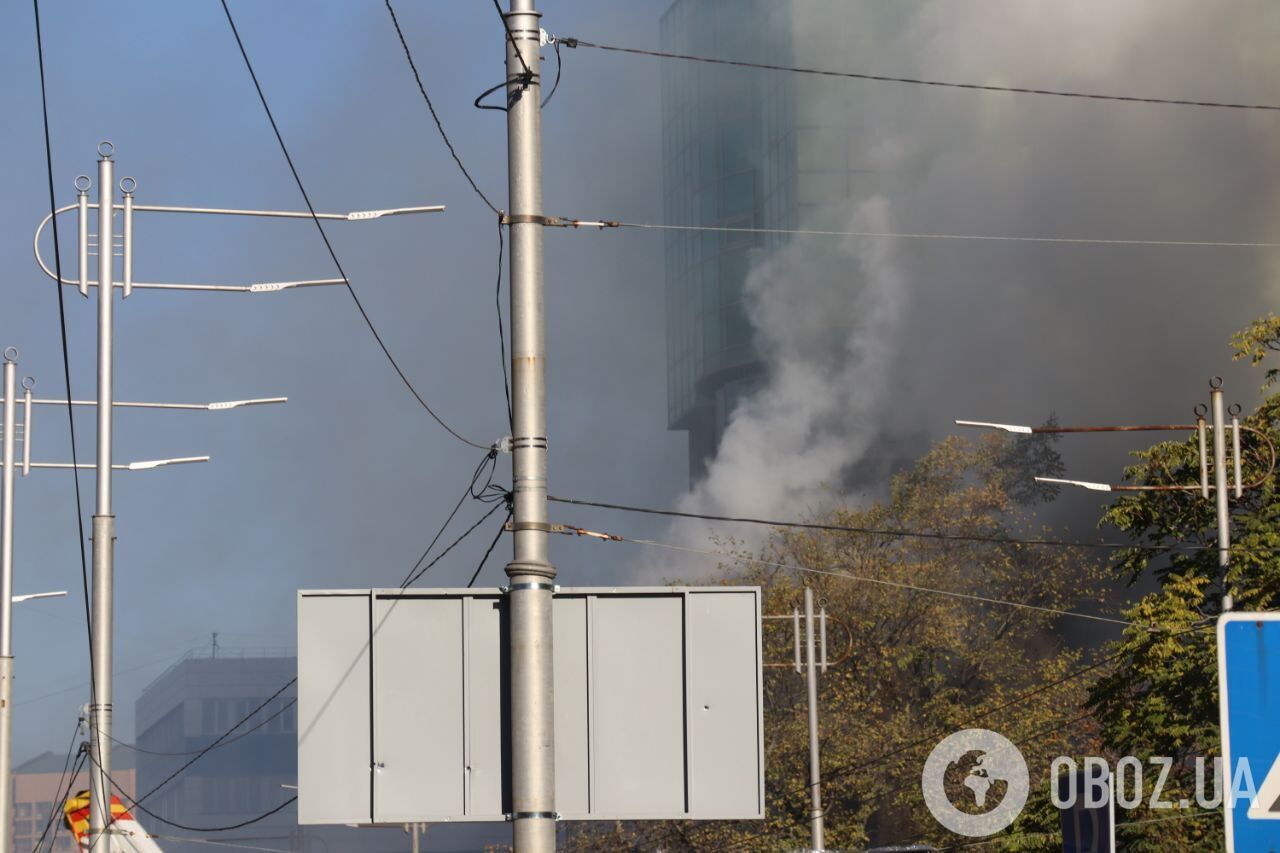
[297, 593, 372, 825]
[372, 595, 465, 822]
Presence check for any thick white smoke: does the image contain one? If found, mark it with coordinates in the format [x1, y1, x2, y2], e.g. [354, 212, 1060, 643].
[660, 198, 905, 566]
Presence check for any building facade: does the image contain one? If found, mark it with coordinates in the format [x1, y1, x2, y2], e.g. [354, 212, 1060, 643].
[135, 649, 298, 852]
[660, 0, 900, 481]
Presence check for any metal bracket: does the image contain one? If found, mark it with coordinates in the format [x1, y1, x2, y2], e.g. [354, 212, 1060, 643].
[494, 436, 514, 454]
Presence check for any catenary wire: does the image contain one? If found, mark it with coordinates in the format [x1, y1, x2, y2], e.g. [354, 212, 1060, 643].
[87, 752, 296, 833]
[149, 838, 289, 853]
[219, 0, 489, 450]
[104, 698, 295, 757]
[103, 678, 296, 826]
[557, 37, 1280, 112]
[614, 534, 1131, 625]
[593, 219, 1280, 250]
[547, 494, 1280, 555]
[31, 0, 103, 813]
[384, 0, 499, 214]
[717, 622, 1212, 853]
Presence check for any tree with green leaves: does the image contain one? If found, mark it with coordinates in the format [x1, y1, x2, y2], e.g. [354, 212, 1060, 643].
[1087, 314, 1280, 851]
[567, 429, 1105, 851]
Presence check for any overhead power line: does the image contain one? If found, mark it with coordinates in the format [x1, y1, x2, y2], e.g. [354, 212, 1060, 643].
[31, 0, 102, 809]
[219, 0, 489, 450]
[105, 698, 296, 757]
[547, 494, 1280, 555]
[537, 217, 1280, 250]
[102, 677, 296, 826]
[556, 36, 1280, 112]
[88, 750, 297, 833]
[607, 532, 1132, 626]
[384, 0, 500, 214]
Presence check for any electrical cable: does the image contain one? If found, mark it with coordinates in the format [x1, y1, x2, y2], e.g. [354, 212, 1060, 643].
[403, 499, 507, 587]
[547, 494, 1280, 555]
[219, 0, 490, 451]
[384, 0, 499, 214]
[811, 620, 1211, 795]
[31, 0, 104, 821]
[613, 534, 1131, 625]
[87, 751, 296, 833]
[396, 447, 503, 588]
[104, 698, 295, 757]
[557, 36, 1280, 112]
[541, 37, 562, 108]
[492, 0, 533, 78]
[31, 722, 83, 853]
[496, 221, 513, 430]
[40, 748, 87, 853]
[610, 219, 1280, 249]
[103, 678, 296, 825]
[466, 510, 512, 587]
[148, 838, 289, 853]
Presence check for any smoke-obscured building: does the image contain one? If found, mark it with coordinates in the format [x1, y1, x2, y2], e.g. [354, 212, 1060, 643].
[12, 747, 137, 852]
[660, 0, 894, 482]
[135, 648, 298, 852]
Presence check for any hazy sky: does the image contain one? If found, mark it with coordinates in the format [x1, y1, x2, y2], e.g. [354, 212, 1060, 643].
[3, 0, 1279, 798]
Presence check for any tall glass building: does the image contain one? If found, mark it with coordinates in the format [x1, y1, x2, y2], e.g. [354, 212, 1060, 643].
[660, 0, 898, 482]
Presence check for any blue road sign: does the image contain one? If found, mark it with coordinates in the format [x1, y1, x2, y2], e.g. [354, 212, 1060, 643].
[1218, 612, 1280, 852]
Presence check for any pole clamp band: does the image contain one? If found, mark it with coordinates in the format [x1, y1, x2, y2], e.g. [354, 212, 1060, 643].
[503, 581, 558, 593]
[506, 811, 560, 821]
[511, 436, 548, 450]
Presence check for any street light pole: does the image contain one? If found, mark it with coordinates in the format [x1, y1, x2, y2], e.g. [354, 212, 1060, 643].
[0, 352, 16, 853]
[33, 141, 439, 851]
[89, 142, 116, 853]
[803, 587, 825, 852]
[502, 3, 557, 849]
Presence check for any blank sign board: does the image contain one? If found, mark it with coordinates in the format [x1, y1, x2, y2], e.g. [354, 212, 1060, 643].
[297, 587, 763, 824]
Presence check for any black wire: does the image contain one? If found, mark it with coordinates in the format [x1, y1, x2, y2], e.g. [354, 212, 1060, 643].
[105, 699, 296, 757]
[491, 0, 532, 78]
[404, 500, 507, 587]
[384, 0, 499, 214]
[475, 0, 534, 113]
[560, 37, 1280, 112]
[218, 0, 488, 451]
[106, 678, 296, 826]
[547, 494, 1280, 554]
[87, 752, 297, 833]
[31, 724, 83, 853]
[496, 221, 513, 431]
[31, 0, 102, 808]
[541, 39, 562, 108]
[806, 621, 1211, 797]
[395, 448, 502, 588]
[466, 511, 511, 588]
[41, 749, 87, 853]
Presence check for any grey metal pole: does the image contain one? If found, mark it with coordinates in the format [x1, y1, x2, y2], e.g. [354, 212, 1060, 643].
[0, 351, 17, 853]
[89, 143, 117, 853]
[804, 587, 825, 851]
[1211, 380, 1233, 612]
[502, 4, 556, 850]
